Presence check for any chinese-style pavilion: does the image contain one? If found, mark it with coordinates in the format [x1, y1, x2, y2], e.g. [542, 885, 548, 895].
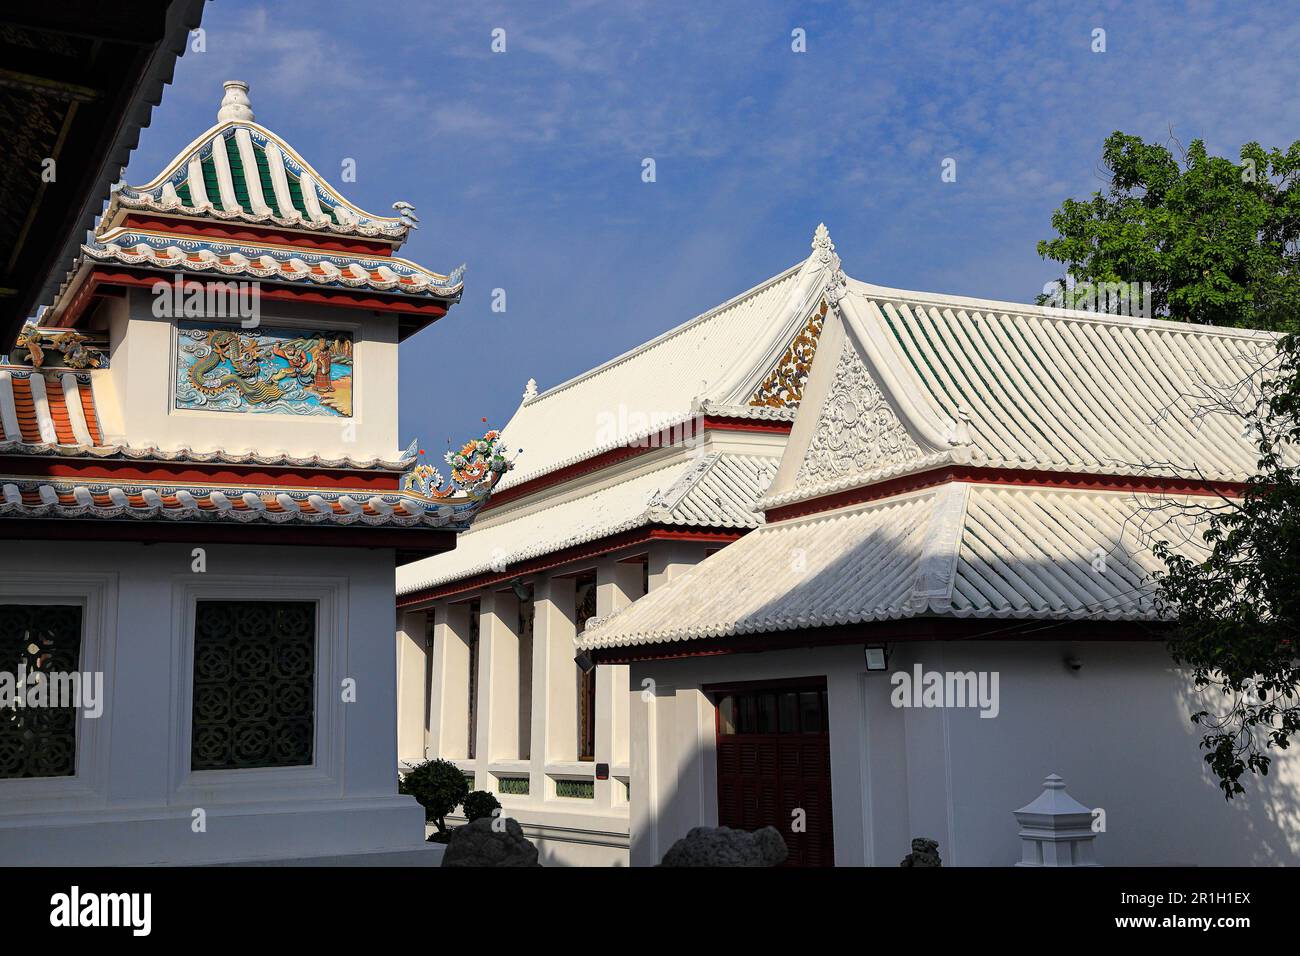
[0, 80, 504, 865]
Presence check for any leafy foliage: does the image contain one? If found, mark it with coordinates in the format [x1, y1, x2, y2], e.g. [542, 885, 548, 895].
[1041, 131, 1300, 798]
[399, 758, 470, 834]
[1037, 132, 1300, 331]
[461, 789, 502, 823]
[1154, 334, 1300, 798]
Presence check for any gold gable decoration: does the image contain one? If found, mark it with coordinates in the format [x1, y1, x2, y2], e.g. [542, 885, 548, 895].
[748, 299, 828, 408]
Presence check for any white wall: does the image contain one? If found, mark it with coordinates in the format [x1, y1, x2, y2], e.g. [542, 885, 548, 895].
[94, 291, 400, 461]
[0, 541, 428, 865]
[629, 640, 1300, 866]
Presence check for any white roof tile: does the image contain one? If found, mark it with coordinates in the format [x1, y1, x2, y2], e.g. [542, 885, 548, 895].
[496, 226, 845, 492]
[579, 483, 1210, 649]
[397, 452, 779, 596]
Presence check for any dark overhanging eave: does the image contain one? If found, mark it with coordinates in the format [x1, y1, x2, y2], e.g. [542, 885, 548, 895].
[0, 0, 207, 350]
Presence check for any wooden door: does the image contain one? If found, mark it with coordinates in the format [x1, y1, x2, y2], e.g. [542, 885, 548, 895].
[711, 679, 834, 867]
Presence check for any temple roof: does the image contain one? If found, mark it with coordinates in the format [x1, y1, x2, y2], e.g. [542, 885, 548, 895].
[0, 360, 507, 534]
[760, 277, 1280, 513]
[104, 81, 411, 242]
[47, 80, 464, 323]
[397, 451, 778, 596]
[578, 247, 1277, 652]
[579, 482, 1206, 649]
[493, 225, 842, 492]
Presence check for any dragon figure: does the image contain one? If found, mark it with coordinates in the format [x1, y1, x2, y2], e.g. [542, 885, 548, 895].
[14, 324, 45, 367]
[13, 324, 106, 369]
[48, 331, 105, 369]
[401, 430, 511, 501]
[186, 329, 285, 404]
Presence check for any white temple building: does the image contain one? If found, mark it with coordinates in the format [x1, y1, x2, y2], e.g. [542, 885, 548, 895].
[399, 224, 1300, 866]
[576, 231, 1300, 866]
[394, 228, 843, 864]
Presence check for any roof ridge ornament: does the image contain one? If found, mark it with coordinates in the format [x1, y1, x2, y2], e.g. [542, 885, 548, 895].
[811, 222, 836, 264]
[825, 267, 848, 307]
[523, 378, 538, 400]
[217, 80, 254, 123]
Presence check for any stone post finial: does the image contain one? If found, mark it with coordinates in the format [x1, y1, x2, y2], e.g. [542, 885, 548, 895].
[217, 80, 254, 123]
[1012, 773, 1101, 867]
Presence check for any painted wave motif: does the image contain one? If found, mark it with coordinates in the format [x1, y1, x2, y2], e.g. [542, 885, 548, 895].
[174, 321, 353, 417]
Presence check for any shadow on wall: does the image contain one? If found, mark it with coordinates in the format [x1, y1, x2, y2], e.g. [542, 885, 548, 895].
[631, 523, 1300, 867]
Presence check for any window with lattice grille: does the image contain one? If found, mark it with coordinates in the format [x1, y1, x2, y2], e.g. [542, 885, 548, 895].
[190, 601, 316, 771]
[0, 604, 82, 779]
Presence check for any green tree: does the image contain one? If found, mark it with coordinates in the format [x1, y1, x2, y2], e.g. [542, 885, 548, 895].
[1037, 132, 1300, 331]
[1040, 131, 1300, 798]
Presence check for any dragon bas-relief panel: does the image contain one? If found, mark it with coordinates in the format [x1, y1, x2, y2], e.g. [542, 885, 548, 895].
[175, 321, 354, 417]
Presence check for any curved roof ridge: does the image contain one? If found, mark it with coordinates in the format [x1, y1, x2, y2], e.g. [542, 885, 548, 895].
[518, 262, 804, 408]
[113, 106, 409, 240]
[846, 277, 1279, 341]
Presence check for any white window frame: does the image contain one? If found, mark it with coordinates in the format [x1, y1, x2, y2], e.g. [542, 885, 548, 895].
[170, 574, 348, 803]
[0, 572, 118, 810]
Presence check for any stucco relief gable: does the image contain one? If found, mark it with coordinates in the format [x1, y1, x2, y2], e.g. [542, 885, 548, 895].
[794, 337, 923, 486]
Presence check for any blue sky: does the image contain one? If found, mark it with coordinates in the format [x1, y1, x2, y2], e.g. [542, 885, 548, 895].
[122, 0, 1300, 451]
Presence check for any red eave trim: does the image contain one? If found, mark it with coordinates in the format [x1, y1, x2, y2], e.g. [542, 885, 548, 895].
[765, 465, 1249, 524]
[0, 518, 457, 560]
[0, 455, 402, 491]
[589, 617, 1171, 665]
[56, 267, 451, 329]
[483, 415, 793, 512]
[700, 414, 792, 434]
[119, 213, 396, 256]
[398, 525, 746, 608]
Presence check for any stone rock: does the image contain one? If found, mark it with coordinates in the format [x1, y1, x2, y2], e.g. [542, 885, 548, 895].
[440, 816, 541, 867]
[900, 837, 942, 867]
[658, 825, 789, 867]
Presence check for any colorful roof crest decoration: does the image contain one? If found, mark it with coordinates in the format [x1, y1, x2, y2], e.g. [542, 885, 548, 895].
[106, 81, 411, 242]
[400, 430, 513, 502]
[13, 324, 107, 369]
[0, 429, 512, 531]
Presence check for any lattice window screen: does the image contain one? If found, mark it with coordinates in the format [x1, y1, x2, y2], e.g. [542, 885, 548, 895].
[0, 604, 82, 779]
[191, 601, 316, 771]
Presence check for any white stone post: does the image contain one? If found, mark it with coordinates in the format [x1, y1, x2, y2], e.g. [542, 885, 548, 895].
[428, 601, 472, 761]
[1013, 773, 1101, 867]
[593, 557, 639, 807]
[395, 609, 429, 763]
[530, 574, 578, 795]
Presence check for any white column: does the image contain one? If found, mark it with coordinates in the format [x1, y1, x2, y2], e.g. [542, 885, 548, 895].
[428, 601, 472, 760]
[530, 574, 577, 795]
[395, 609, 429, 763]
[595, 558, 641, 797]
[628, 662, 658, 866]
[476, 589, 521, 764]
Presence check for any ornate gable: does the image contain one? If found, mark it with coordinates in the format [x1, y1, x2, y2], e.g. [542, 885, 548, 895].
[749, 299, 827, 408]
[794, 337, 923, 485]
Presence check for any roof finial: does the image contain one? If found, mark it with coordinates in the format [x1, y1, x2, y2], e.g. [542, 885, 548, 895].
[217, 80, 254, 123]
[523, 378, 538, 400]
[811, 222, 837, 265]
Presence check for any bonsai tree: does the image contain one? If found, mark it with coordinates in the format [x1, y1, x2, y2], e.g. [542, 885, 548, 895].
[462, 790, 502, 823]
[398, 759, 469, 838]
